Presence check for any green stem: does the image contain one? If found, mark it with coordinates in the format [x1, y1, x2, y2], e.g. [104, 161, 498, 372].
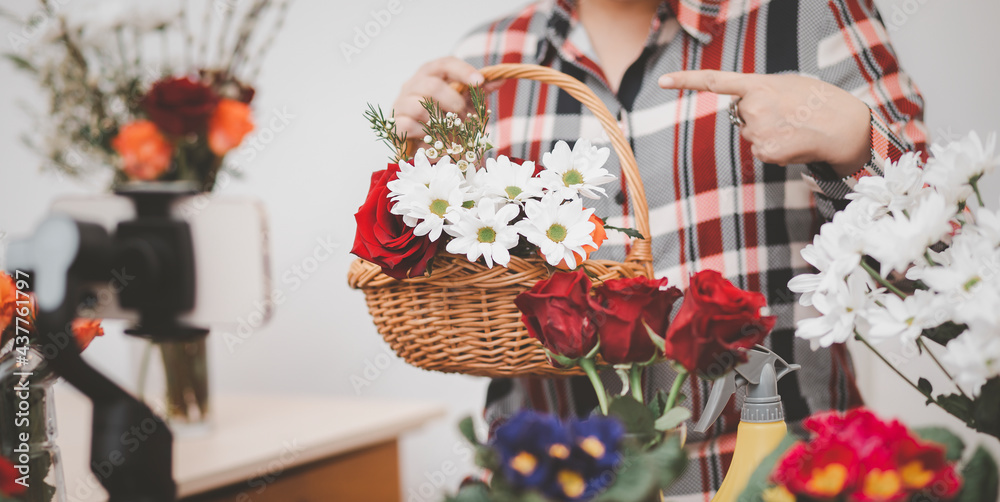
[856, 332, 954, 416]
[580, 358, 609, 415]
[918, 338, 969, 399]
[971, 178, 986, 207]
[629, 364, 644, 403]
[860, 260, 907, 299]
[924, 250, 937, 267]
[664, 370, 688, 411]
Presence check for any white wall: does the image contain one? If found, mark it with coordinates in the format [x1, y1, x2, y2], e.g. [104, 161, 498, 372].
[0, 0, 997, 500]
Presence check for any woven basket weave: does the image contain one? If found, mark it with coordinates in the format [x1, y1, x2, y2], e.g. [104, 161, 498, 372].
[348, 63, 654, 377]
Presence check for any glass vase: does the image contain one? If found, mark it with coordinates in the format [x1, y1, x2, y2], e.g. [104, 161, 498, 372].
[137, 337, 211, 435]
[0, 346, 66, 502]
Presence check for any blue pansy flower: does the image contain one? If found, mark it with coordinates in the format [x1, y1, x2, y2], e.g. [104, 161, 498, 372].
[493, 410, 574, 490]
[570, 416, 625, 478]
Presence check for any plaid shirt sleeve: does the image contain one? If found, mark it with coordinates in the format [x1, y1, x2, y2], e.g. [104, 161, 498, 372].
[802, 0, 927, 217]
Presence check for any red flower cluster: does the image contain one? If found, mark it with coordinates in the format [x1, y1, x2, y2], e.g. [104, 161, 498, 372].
[112, 76, 255, 182]
[352, 164, 440, 279]
[514, 269, 775, 371]
[772, 408, 961, 501]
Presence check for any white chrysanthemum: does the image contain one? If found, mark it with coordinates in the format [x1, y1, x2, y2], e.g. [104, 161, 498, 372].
[795, 271, 877, 350]
[969, 203, 1000, 246]
[389, 160, 468, 241]
[865, 290, 949, 346]
[517, 195, 597, 269]
[444, 200, 521, 268]
[923, 132, 1000, 204]
[864, 191, 956, 275]
[539, 139, 616, 199]
[848, 152, 928, 218]
[906, 231, 998, 294]
[942, 329, 1000, 397]
[470, 155, 545, 203]
[788, 209, 868, 306]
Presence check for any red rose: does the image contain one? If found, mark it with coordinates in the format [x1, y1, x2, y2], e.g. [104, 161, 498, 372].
[662, 270, 776, 376]
[514, 270, 598, 359]
[591, 276, 682, 364]
[352, 164, 439, 279]
[141, 76, 220, 136]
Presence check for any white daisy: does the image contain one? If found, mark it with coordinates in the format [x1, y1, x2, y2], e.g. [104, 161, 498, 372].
[539, 139, 616, 200]
[444, 200, 521, 268]
[517, 195, 597, 269]
[470, 155, 545, 203]
[389, 160, 469, 241]
[387, 149, 440, 211]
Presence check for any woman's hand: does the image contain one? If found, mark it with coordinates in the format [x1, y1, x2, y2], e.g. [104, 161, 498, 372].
[392, 57, 487, 139]
[659, 70, 872, 177]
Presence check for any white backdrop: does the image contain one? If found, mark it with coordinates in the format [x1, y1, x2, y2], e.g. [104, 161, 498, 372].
[0, 0, 998, 500]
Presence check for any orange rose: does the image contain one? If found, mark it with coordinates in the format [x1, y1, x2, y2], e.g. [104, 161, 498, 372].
[72, 319, 104, 351]
[112, 120, 174, 181]
[0, 273, 15, 333]
[554, 214, 608, 270]
[208, 98, 254, 155]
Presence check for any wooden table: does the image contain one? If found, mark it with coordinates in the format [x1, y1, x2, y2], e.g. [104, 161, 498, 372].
[55, 384, 445, 501]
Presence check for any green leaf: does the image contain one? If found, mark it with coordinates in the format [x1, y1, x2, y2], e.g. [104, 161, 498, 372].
[917, 377, 933, 398]
[655, 407, 692, 432]
[955, 446, 999, 502]
[937, 393, 975, 424]
[913, 426, 965, 462]
[458, 416, 480, 446]
[603, 223, 646, 240]
[608, 395, 656, 436]
[647, 390, 669, 417]
[475, 445, 501, 472]
[445, 483, 493, 502]
[922, 322, 968, 346]
[972, 377, 1000, 439]
[593, 451, 659, 502]
[646, 434, 688, 489]
[737, 433, 799, 502]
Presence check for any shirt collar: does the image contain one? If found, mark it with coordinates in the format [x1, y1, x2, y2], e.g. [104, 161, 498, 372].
[540, 0, 718, 62]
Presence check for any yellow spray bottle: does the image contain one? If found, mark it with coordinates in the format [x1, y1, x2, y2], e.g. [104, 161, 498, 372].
[693, 345, 800, 502]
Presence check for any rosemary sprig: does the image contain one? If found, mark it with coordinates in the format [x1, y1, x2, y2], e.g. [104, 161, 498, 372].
[364, 104, 408, 162]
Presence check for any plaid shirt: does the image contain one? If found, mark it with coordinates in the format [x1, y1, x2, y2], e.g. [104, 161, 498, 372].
[453, 0, 925, 498]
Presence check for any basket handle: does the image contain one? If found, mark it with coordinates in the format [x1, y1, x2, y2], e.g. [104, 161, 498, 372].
[400, 63, 653, 276]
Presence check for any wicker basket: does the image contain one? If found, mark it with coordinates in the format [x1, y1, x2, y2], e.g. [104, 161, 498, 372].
[348, 63, 654, 377]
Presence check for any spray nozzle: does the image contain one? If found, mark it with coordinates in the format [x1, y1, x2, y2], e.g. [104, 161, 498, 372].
[693, 345, 800, 433]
